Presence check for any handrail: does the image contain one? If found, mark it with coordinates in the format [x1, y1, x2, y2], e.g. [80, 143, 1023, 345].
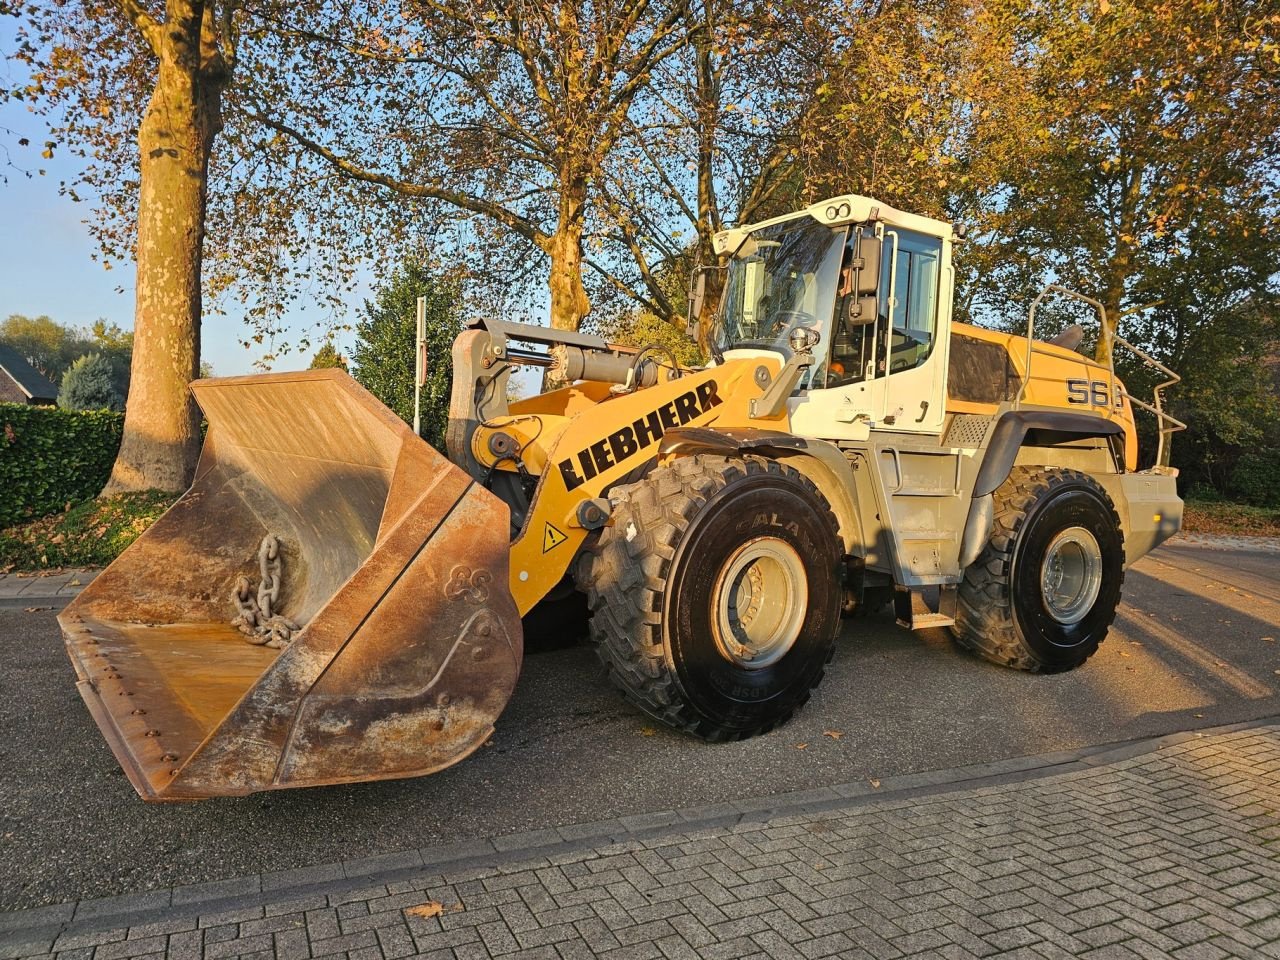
[1015, 284, 1114, 406]
[1113, 336, 1187, 468]
[1013, 284, 1185, 469]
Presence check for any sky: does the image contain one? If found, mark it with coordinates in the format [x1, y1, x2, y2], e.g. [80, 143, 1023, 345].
[0, 15, 366, 377]
[0, 109, 366, 377]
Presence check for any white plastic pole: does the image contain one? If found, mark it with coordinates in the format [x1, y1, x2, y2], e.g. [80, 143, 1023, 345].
[413, 295, 426, 435]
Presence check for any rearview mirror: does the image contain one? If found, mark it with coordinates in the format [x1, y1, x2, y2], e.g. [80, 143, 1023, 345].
[687, 269, 707, 328]
[855, 235, 881, 295]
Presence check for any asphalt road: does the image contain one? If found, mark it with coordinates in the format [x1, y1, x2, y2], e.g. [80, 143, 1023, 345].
[1, 537, 1277, 911]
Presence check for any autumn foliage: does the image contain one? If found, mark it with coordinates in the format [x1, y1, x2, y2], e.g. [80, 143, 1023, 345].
[1, 0, 1277, 496]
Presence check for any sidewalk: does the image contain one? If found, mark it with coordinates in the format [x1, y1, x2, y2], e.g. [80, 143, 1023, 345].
[0, 569, 98, 607]
[2, 719, 1277, 960]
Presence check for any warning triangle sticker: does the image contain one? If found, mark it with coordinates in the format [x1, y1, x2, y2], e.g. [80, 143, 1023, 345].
[542, 522, 568, 553]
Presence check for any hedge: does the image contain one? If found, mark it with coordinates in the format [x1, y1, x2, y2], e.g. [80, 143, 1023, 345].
[0, 403, 124, 528]
[1231, 448, 1280, 508]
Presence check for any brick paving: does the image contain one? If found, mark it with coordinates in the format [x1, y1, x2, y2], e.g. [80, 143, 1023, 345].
[2, 722, 1278, 960]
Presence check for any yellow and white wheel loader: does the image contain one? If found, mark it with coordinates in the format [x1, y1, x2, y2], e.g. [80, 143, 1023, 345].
[60, 195, 1186, 800]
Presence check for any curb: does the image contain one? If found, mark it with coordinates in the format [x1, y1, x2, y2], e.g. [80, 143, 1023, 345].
[0, 597, 71, 610]
[3, 713, 1277, 944]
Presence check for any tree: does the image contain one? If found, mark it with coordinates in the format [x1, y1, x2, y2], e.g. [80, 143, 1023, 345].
[0, 314, 89, 381]
[967, 0, 1280, 354]
[58, 352, 124, 411]
[246, 0, 693, 335]
[308, 341, 348, 371]
[9, 0, 237, 493]
[87, 320, 134, 399]
[351, 262, 461, 451]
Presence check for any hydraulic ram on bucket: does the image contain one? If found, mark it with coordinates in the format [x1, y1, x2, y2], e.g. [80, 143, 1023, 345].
[58, 370, 523, 801]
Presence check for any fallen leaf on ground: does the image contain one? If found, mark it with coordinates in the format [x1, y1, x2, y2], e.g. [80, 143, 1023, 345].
[794, 742, 809, 750]
[23, 606, 52, 613]
[1263, 637, 1275, 643]
[822, 730, 843, 740]
[869, 779, 881, 788]
[69, 579, 81, 586]
[640, 726, 657, 737]
[405, 902, 445, 919]
[1193, 713, 1204, 718]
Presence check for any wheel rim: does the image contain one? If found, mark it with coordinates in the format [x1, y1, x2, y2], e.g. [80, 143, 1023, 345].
[712, 537, 808, 669]
[1039, 526, 1103, 625]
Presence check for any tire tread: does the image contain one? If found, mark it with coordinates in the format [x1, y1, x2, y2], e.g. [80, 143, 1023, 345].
[582, 454, 839, 740]
[950, 466, 1124, 673]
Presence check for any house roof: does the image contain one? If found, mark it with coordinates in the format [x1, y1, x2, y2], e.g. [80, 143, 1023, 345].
[0, 343, 59, 403]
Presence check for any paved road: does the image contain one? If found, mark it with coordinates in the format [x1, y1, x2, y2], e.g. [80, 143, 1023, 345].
[6, 721, 1279, 959]
[1, 538, 1277, 911]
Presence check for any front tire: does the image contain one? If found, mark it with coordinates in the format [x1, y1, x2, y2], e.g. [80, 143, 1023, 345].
[584, 455, 843, 740]
[951, 467, 1124, 672]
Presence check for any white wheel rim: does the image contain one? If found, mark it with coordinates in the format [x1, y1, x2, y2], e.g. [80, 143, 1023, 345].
[1040, 526, 1103, 625]
[712, 537, 808, 669]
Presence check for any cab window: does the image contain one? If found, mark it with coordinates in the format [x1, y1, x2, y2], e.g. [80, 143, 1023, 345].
[883, 230, 942, 374]
[821, 227, 942, 388]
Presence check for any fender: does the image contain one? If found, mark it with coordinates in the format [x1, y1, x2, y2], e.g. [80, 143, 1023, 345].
[659, 426, 865, 556]
[973, 409, 1125, 498]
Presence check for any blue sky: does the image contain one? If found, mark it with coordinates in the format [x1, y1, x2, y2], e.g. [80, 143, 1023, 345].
[0, 17, 364, 377]
[0, 121, 364, 377]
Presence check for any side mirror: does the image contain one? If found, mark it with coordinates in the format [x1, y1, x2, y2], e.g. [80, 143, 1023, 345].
[855, 235, 881, 295]
[689, 269, 707, 321]
[842, 294, 879, 328]
[687, 268, 707, 334]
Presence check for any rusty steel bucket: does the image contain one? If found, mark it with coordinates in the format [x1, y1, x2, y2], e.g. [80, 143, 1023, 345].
[58, 370, 523, 801]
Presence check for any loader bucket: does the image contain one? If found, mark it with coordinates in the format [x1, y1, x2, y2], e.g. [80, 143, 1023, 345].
[58, 370, 523, 801]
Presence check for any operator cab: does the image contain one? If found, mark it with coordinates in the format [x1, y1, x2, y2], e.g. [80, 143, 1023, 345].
[712, 195, 955, 439]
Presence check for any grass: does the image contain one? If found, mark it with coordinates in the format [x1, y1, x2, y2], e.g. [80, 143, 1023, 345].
[1182, 498, 1280, 537]
[0, 491, 177, 571]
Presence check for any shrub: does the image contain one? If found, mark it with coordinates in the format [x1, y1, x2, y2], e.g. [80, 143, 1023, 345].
[0, 403, 124, 527]
[59, 352, 124, 411]
[1230, 448, 1280, 507]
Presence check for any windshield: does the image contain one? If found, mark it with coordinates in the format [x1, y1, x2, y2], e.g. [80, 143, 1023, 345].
[715, 220, 846, 374]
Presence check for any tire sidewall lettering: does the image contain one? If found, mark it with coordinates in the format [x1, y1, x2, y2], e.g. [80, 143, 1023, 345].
[1012, 483, 1124, 659]
[667, 475, 839, 724]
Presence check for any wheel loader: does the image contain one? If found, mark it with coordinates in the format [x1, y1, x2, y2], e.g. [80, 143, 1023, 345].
[60, 194, 1186, 801]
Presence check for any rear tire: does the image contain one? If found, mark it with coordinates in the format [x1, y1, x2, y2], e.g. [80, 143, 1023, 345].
[951, 467, 1124, 672]
[583, 455, 843, 740]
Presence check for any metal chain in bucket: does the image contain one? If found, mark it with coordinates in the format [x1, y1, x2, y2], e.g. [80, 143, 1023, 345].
[231, 534, 301, 649]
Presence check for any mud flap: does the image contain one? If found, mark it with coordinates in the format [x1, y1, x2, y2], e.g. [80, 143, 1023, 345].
[58, 370, 523, 801]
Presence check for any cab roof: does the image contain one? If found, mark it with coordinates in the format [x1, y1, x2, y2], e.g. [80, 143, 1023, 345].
[712, 194, 954, 257]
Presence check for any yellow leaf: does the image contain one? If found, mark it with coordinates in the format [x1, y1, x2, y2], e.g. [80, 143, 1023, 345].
[822, 730, 843, 740]
[869, 779, 881, 788]
[405, 902, 444, 919]
[640, 726, 657, 737]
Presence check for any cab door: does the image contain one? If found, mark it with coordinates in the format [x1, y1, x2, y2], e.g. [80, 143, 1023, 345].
[789, 224, 952, 440]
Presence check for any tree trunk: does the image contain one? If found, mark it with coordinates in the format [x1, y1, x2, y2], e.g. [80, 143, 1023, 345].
[546, 185, 591, 333]
[693, 7, 724, 353]
[1095, 165, 1144, 369]
[103, 55, 222, 495]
